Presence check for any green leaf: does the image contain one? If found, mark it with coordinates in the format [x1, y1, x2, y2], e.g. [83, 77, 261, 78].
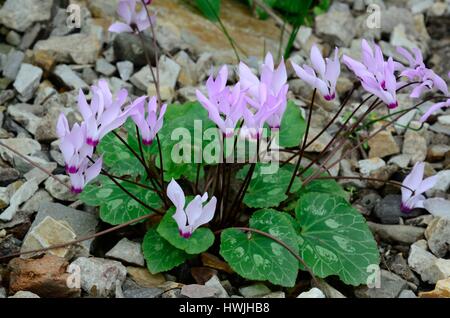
[155, 102, 215, 182]
[157, 210, 215, 254]
[80, 176, 162, 225]
[220, 209, 299, 287]
[196, 0, 220, 22]
[142, 228, 190, 274]
[295, 192, 380, 286]
[299, 168, 349, 200]
[97, 128, 145, 178]
[279, 100, 306, 148]
[236, 163, 301, 208]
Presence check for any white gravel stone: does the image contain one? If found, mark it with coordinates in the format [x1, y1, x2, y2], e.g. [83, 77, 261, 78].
[297, 287, 326, 298]
[106, 238, 145, 267]
[54, 65, 88, 90]
[13, 64, 43, 102]
[0, 178, 39, 221]
[117, 60, 134, 81]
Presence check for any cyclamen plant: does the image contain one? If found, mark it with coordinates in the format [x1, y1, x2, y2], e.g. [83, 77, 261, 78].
[52, 0, 449, 287]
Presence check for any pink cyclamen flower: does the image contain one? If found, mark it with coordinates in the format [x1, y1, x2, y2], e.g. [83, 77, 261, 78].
[291, 45, 341, 101]
[57, 114, 93, 174]
[78, 79, 134, 147]
[108, 0, 155, 34]
[131, 96, 167, 145]
[69, 157, 103, 194]
[343, 40, 399, 109]
[196, 65, 246, 137]
[420, 98, 450, 123]
[397, 47, 449, 98]
[401, 162, 438, 213]
[167, 179, 217, 239]
[239, 53, 288, 129]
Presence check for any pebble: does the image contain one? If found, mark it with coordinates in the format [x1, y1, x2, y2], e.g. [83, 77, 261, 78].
[105, 238, 145, 267]
[297, 287, 326, 298]
[53, 65, 88, 90]
[0, 0, 53, 32]
[21, 216, 77, 259]
[9, 291, 40, 298]
[425, 218, 450, 258]
[419, 278, 450, 298]
[373, 195, 422, 224]
[423, 198, 450, 219]
[122, 278, 164, 298]
[315, 10, 355, 46]
[116, 61, 134, 81]
[239, 284, 271, 298]
[127, 267, 166, 288]
[398, 290, 417, 298]
[358, 158, 386, 176]
[305, 128, 332, 153]
[6, 104, 43, 136]
[386, 253, 420, 286]
[204, 275, 229, 298]
[30, 202, 99, 256]
[355, 270, 409, 298]
[181, 284, 218, 298]
[427, 144, 450, 162]
[175, 51, 198, 86]
[20, 189, 53, 213]
[408, 241, 450, 284]
[95, 58, 116, 77]
[71, 257, 127, 297]
[2, 50, 25, 80]
[44, 175, 78, 201]
[6, 30, 21, 47]
[403, 127, 427, 165]
[367, 222, 424, 244]
[313, 279, 346, 298]
[34, 34, 102, 65]
[368, 130, 400, 159]
[113, 32, 159, 68]
[13, 63, 43, 102]
[438, 115, 450, 126]
[8, 254, 80, 298]
[0, 178, 39, 222]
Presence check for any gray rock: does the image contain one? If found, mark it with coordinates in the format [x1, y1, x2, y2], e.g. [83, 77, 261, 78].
[24, 162, 57, 185]
[6, 30, 21, 46]
[53, 65, 88, 90]
[408, 0, 434, 14]
[130, 65, 153, 92]
[423, 198, 450, 219]
[313, 279, 346, 298]
[367, 222, 425, 244]
[355, 270, 408, 298]
[398, 290, 417, 298]
[0, 287, 6, 298]
[0, 167, 20, 185]
[0, 187, 10, 209]
[31, 202, 98, 255]
[297, 287, 326, 298]
[95, 58, 116, 77]
[14, 155, 51, 175]
[403, 129, 427, 165]
[380, 7, 414, 34]
[81, 67, 98, 85]
[0, 178, 39, 221]
[13, 64, 43, 101]
[239, 284, 271, 298]
[385, 253, 420, 286]
[19, 23, 42, 51]
[374, 195, 422, 224]
[34, 34, 101, 65]
[181, 284, 218, 298]
[174, 51, 198, 86]
[44, 175, 77, 201]
[358, 158, 386, 176]
[0, 89, 15, 105]
[425, 218, 450, 258]
[70, 257, 127, 297]
[9, 291, 40, 298]
[0, 0, 53, 32]
[116, 61, 134, 81]
[105, 238, 145, 267]
[388, 154, 411, 169]
[407, 241, 450, 284]
[121, 276, 163, 298]
[20, 189, 53, 213]
[427, 170, 450, 196]
[113, 32, 159, 67]
[315, 10, 356, 47]
[6, 103, 43, 135]
[2, 50, 25, 80]
[204, 275, 229, 298]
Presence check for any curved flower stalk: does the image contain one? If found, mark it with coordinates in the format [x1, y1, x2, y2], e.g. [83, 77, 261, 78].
[108, 0, 155, 34]
[343, 40, 399, 109]
[401, 162, 438, 213]
[291, 45, 341, 101]
[397, 47, 449, 99]
[196, 66, 246, 137]
[239, 53, 288, 130]
[420, 98, 450, 123]
[131, 96, 167, 145]
[167, 179, 217, 238]
[56, 114, 102, 193]
[78, 79, 135, 147]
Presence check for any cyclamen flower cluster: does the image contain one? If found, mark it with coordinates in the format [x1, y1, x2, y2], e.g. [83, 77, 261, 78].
[57, 79, 166, 193]
[197, 53, 289, 139]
